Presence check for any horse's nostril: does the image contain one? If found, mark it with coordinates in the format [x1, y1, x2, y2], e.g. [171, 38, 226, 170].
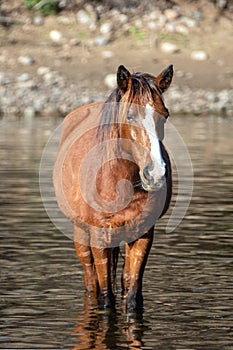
[143, 165, 154, 182]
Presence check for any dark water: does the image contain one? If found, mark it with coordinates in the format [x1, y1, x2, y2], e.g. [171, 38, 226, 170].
[0, 115, 233, 349]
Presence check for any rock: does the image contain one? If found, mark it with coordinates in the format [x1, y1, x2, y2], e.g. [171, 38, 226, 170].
[193, 11, 202, 20]
[157, 14, 167, 27]
[33, 16, 44, 26]
[16, 80, 36, 89]
[69, 38, 81, 46]
[0, 72, 10, 85]
[176, 24, 189, 35]
[100, 22, 112, 35]
[77, 10, 92, 25]
[17, 73, 31, 82]
[49, 30, 63, 43]
[94, 36, 109, 46]
[114, 14, 128, 26]
[164, 9, 179, 22]
[18, 56, 34, 66]
[101, 50, 114, 59]
[165, 22, 176, 32]
[191, 50, 208, 61]
[104, 74, 116, 89]
[175, 70, 185, 78]
[180, 17, 197, 28]
[147, 21, 158, 30]
[37, 66, 50, 76]
[57, 16, 74, 25]
[24, 106, 36, 119]
[160, 42, 179, 54]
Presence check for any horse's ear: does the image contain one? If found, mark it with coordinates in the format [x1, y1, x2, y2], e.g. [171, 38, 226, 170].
[117, 65, 131, 93]
[155, 65, 173, 93]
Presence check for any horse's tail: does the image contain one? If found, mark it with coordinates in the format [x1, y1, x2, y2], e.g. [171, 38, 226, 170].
[111, 247, 119, 292]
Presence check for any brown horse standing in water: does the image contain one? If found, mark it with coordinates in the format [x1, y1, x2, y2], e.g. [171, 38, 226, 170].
[54, 64, 173, 311]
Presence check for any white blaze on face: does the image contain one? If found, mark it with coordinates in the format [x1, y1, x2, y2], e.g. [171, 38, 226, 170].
[142, 104, 166, 181]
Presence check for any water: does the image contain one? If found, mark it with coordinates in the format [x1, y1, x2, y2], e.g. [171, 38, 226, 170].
[0, 116, 233, 349]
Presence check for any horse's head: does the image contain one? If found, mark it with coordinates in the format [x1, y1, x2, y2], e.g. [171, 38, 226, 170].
[117, 64, 173, 191]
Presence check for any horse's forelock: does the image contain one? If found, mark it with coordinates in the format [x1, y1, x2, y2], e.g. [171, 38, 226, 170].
[97, 73, 162, 140]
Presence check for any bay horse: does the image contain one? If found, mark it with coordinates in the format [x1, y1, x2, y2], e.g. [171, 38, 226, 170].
[53, 64, 173, 311]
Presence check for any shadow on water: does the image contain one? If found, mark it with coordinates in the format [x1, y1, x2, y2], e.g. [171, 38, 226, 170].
[0, 116, 233, 349]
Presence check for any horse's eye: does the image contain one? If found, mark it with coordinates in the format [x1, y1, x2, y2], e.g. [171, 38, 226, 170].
[127, 113, 135, 122]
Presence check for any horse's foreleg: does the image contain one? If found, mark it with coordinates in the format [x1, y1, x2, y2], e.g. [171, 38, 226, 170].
[91, 246, 115, 309]
[121, 243, 131, 295]
[125, 228, 154, 311]
[74, 241, 99, 294]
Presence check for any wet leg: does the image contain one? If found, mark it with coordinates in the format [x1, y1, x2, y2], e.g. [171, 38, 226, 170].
[74, 241, 98, 295]
[121, 243, 131, 295]
[126, 228, 154, 311]
[91, 246, 115, 309]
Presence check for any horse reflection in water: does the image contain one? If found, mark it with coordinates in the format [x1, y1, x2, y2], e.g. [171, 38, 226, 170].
[71, 294, 148, 350]
[54, 64, 173, 311]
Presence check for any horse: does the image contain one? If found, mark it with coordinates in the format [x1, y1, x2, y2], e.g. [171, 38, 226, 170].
[53, 64, 173, 311]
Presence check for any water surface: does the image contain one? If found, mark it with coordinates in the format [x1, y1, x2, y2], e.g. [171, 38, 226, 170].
[0, 115, 232, 349]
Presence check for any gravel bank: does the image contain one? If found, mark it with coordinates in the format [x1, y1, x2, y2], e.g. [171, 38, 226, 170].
[0, 69, 232, 118]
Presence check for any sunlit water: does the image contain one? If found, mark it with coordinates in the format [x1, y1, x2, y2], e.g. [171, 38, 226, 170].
[0, 115, 232, 349]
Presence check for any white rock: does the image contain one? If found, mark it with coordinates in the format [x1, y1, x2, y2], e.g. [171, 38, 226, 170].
[57, 16, 74, 25]
[191, 50, 208, 61]
[180, 17, 197, 28]
[101, 50, 114, 59]
[147, 21, 158, 30]
[160, 42, 179, 54]
[49, 30, 62, 43]
[37, 66, 50, 76]
[164, 9, 179, 21]
[77, 10, 90, 25]
[17, 73, 31, 82]
[104, 74, 116, 89]
[165, 22, 176, 32]
[176, 24, 189, 35]
[24, 106, 36, 119]
[100, 22, 112, 35]
[157, 14, 167, 27]
[33, 16, 44, 26]
[18, 56, 34, 66]
[94, 36, 109, 46]
[116, 14, 128, 25]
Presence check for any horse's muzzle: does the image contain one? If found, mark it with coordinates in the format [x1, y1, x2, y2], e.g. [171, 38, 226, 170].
[140, 166, 166, 191]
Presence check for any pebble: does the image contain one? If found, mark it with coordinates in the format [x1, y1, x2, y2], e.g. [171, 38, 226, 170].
[101, 50, 114, 59]
[164, 9, 179, 21]
[77, 10, 91, 25]
[180, 17, 197, 28]
[104, 74, 116, 89]
[24, 106, 36, 119]
[191, 50, 208, 61]
[94, 36, 109, 46]
[33, 16, 44, 26]
[176, 24, 189, 35]
[114, 14, 128, 25]
[17, 73, 31, 82]
[100, 22, 112, 35]
[147, 21, 158, 30]
[0, 72, 10, 85]
[37, 66, 50, 76]
[18, 56, 34, 66]
[160, 42, 179, 54]
[49, 30, 63, 43]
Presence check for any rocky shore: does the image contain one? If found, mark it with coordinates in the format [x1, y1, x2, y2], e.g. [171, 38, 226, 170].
[0, 68, 232, 118]
[0, 1, 232, 118]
